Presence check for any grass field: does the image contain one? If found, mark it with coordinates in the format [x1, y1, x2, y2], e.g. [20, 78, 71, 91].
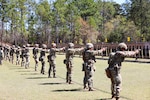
[0, 52, 150, 100]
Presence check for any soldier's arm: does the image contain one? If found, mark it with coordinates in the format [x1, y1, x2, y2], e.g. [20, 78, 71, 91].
[75, 47, 84, 52]
[54, 47, 65, 52]
[91, 47, 107, 55]
[118, 49, 140, 57]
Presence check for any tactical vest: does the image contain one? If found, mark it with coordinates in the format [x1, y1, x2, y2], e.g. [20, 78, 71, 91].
[108, 52, 125, 68]
[40, 50, 45, 57]
[10, 48, 15, 56]
[66, 49, 74, 61]
[16, 50, 20, 55]
[33, 48, 38, 55]
[49, 48, 56, 56]
[84, 50, 96, 63]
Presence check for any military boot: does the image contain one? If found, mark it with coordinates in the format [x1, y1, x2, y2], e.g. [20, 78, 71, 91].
[89, 87, 94, 91]
[66, 72, 69, 83]
[116, 97, 119, 100]
[53, 73, 56, 78]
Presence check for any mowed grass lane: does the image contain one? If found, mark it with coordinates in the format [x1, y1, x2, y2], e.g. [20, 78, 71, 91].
[0, 52, 150, 100]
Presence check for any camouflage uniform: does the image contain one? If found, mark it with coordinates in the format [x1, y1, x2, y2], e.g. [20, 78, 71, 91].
[39, 44, 47, 74]
[3, 46, 7, 60]
[5, 46, 10, 61]
[0, 47, 4, 65]
[9, 45, 15, 64]
[65, 43, 84, 84]
[83, 43, 106, 91]
[106, 43, 140, 100]
[24, 44, 30, 69]
[16, 46, 21, 65]
[33, 44, 39, 71]
[21, 45, 26, 67]
[48, 43, 64, 78]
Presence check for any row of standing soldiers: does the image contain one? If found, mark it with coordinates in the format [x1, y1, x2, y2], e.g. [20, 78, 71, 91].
[0, 42, 140, 100]
[30, 42, 141, 100]
[34, 43, 106, 88]
[0, 44, 30, 68]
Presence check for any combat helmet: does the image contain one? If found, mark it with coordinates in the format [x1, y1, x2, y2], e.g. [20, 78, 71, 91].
[23, 45, 26, 48]
[26, 44, 30, 47]
[68, 43, 74, 48]
[86, 43, 94, 49]
[35, 44, 39, 47]
[118, 42, 127, 50]
[51, 43, 56, 47]
[42, 44, 47, 49]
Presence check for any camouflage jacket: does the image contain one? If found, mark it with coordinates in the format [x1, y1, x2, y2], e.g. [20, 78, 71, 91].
[83, 49, 104, 63]
[65, 48, 83, 62]
[48, 47, 63, 60]
[108, 51, 138, 69]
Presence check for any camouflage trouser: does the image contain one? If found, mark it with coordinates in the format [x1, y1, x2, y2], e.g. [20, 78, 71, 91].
[6, 54, 9, 61]
[48, 60, 56, 78]
[41, 60, 45, 74]
[16, 55, 20, 65]
[82, 63, 88, 88]
[0, 57, 2, 65]
[87, 70, 94, 90]
[110, 69, 122, 98]
[86, 62, 95, 90]
[83, 71, 88, 88]
[34, 56, 38, 71]
[21, 57, 25, 67]
[10, 55, 14, 64]
[66, 61, 73, 84]
[25, 56, 30, 69]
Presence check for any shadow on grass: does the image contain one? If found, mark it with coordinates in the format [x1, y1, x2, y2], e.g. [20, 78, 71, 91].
[95, 98, 111, 100]
[21, 73, 39, 75]
[26, 77, 47, 79]
[9, 67, 23, 70]
[53, 88, 82, 92]
[17, 70, 31, 72]
[39, 82, 64, 85]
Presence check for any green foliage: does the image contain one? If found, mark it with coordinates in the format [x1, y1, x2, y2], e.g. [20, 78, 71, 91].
[1, 0, 150, 45]
[129, 0, 150, 41]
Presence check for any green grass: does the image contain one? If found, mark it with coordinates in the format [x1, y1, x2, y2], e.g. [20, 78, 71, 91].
[0, 52, 150, 100]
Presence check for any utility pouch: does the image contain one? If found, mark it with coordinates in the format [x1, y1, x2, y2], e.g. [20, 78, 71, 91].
[63, 59, 66, 64]
[105, 67, 111, 78]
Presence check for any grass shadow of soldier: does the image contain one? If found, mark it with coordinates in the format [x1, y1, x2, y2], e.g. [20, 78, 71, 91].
[39, 82, 64, 85]
[53, 88, 82, 92]
[9, 67, 23, 70]
[26, 77, 47, 79]
[20, 72, 39, 75]
[95, 98, 112, 100]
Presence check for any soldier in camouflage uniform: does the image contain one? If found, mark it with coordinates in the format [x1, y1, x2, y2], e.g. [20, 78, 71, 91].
[24, 44, 30, 69]
[82, 43, 106, 91]
[21, 45, 26, 67]
[9, 45, 15, 64]
[16, 46, 21, 65]
[48, 43, 64, 78]
[33, 44, 39, 71]
[5, 45, 10, 61]
[106, 42, 140, 100]
[39, 44, 47, 74]
[65, 43, 84, 84]
[0, 46, 4, 65]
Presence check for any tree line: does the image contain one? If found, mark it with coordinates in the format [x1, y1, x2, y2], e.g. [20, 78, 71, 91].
[0, 0, 150, 46]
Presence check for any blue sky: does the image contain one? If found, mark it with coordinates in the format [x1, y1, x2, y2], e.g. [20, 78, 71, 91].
[113, 0, 126, 4]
